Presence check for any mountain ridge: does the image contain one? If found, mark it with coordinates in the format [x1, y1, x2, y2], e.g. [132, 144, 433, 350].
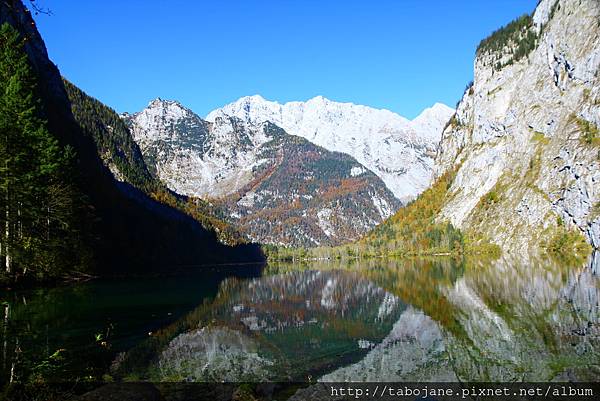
[125, 99, 401, 247]
[206, 95, 454, 201]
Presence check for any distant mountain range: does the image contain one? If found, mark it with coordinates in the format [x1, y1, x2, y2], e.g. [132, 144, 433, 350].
[123, 97, 452, 246]
[124, 99, 401, 246]
[207, 95, 454, 201]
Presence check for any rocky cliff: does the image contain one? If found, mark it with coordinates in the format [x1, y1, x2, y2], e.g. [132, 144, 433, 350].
[435, 0, 600, 255]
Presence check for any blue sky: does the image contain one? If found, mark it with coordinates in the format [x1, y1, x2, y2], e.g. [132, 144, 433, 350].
[34, 0, 537, 119]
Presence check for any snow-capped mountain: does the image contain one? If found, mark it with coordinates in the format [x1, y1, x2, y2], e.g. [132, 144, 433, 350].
[206, 96, 454, 201]
[124, 99, 401, 247]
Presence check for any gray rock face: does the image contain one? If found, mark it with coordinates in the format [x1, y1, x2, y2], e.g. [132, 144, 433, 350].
[435, 0, 600, 254]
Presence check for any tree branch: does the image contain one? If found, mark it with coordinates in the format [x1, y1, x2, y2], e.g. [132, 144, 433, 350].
[28, 0, 52, 16]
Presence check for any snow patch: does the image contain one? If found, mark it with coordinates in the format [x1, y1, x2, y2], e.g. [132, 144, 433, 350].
[317, 208, 335, 237]
[351, 166, 366, 176]
[371, 194, 393, 220]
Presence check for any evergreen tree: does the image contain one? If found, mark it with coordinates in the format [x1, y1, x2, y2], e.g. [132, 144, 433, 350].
[0, 22, 77, 282]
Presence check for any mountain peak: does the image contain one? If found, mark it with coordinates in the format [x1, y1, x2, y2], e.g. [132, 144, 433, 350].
[431, 102, 454, 112]
[410, 102, 454, 142]
[412, 102, 454, 120]
[129, 98, 200, 135]
[148, 97, 185, 109]
[148, 97, 164, 107]
[308, 95, 329, 103]
[231, 94, 273, 108]
[243, 94, 267, 102]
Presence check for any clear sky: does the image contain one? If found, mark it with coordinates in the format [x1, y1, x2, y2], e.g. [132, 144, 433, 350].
[34, 0, 537, 119]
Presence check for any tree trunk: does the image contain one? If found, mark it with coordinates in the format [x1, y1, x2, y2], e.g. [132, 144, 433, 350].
[2, 303, 8, 371]
[5, 198, 10, 274]
[17, 202, 21, 240]
[9, 337, 17, 384]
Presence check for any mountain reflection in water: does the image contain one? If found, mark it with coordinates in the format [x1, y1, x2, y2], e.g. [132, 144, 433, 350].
[115, 254, 600, 382]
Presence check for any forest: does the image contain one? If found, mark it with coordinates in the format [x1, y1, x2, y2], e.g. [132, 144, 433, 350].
[264, 168, 501, 262]
[0, 23, 90, 285]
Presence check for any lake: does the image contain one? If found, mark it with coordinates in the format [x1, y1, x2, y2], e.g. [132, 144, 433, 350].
[1, 254, 599, 388]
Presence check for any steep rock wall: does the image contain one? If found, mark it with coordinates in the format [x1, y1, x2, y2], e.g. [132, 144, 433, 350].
[435, 0, 600, 254]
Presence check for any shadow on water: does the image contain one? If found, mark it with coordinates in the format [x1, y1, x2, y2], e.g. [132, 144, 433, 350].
[0, 264, 264, 386]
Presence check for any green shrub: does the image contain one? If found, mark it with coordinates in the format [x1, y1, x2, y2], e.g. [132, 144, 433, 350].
[543, 225, 592, 263]
[574, 116, 599, 145]
[484, 191, 499, 204]
[531, 130, 550, 144]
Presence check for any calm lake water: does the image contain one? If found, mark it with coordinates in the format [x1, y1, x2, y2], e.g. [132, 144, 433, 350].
[1, 255, 599, 385]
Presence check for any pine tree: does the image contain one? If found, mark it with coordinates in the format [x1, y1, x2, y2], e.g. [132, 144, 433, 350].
[0, 22, 76, 282]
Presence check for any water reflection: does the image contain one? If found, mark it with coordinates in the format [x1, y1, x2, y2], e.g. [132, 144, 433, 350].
[3, 255, 598, 385]
[441, 255, 600, 381]
[119, 270, 406, 381]
[327, 255, 600, 382]
[117, 254, 600, 382]
[0, 266, 262, 385]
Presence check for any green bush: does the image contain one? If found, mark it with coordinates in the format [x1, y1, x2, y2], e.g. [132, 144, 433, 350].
[575, 116, 599, 145]
[485, 191, 499, 204]
[543, 224, 592, 263]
